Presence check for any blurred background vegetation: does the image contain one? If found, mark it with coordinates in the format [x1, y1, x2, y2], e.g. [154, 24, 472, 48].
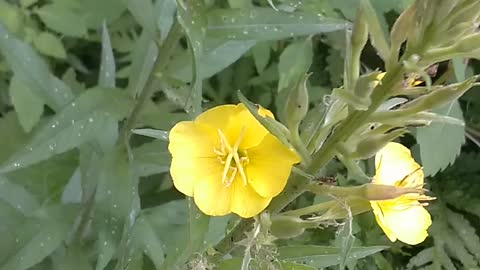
[0, 0, 479, 269]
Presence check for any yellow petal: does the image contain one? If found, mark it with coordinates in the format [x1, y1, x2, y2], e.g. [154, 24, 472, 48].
[168, 121, 218, 158]
[375, 203, 432, 245]
[170, 156, 218, 197]
[370, 201, 397, 242]
[223, 104, 273, 150]
[246, 134, 300, 197]
[374, 142, 423, 187]
[195, 104, 238, 132]
[193, 165, 232, 216]
[230, 179, 271, 218]
[168, 121, 219, 196]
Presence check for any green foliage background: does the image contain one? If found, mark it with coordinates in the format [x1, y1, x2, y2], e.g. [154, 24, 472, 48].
[0, 0, 479, 269]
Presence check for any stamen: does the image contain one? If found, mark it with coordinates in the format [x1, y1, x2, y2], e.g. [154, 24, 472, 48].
[225, 167, 237, 187]
[216, 127, 249, 187]
[231, 127, 248, 185]
[221, 153, 233, 184]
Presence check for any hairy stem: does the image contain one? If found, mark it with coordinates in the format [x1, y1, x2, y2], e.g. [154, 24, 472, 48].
[214, 64, 404, 254]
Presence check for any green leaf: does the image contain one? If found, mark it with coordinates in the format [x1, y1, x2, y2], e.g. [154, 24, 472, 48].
[131, 128, 169, 140]
[35, 4, 88, 37]
[94, 147, 140, 270]
[146, 200, 188, 269]
[9, 75, 44, 132]
[278, 38, 313, 92]
[32, 32, 67, 59]
[132, 140, 170, 177]
[238, 91, 292, 148]
[6, 151, 78, 204]
[124, 0, 157, 37]
[252, 41, 271, 73]
[127, 32, 158, 97]
[407, 247, 434, 269]
[206, 8, 349, 41]
[77, 0, 126, 28]
[166, 38, 255, 82]
[277, 245, 388, 268]
[218, 258, 316, 270]
[416, 100, 465, 176]
[0, 88, 133, 173]
[0, 176, 39, 215]
[0, 23, 75, 111]
[99, 23, 115, 88]
[360, 0, 390, 60]
[176, 0, 206, 115]
[155, 0, 176, 42]
[0, 204, 79, 270]
[54, 244, 92, 270]
[446, 209, 480, 262]
[131, 214, 165, 269]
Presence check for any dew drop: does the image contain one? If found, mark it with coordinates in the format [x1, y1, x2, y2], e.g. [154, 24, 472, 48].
[15, 238, 19, 243]
[104, 241, 108, 246]
[243, 30, 249, 35]
[71, 102, 76, 107]
[40, 242, 44, 247]
[88, 118, 94, 123]
[113, 204, 118, 208]
[13, 162, 20, 167]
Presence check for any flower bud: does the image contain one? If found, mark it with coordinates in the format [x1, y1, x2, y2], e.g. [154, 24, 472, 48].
[390, 4, 415, 64]
[402, 76, 476, 113]
[353, 129, 407, 159]
[365, 184, 426, 201]
[285, 73, 310, 131]
[354, 72, 382, 101]
[455, 34, 480, 54]
[269, 215, 317, 239]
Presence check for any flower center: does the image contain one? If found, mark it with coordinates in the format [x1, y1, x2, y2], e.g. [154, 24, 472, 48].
[214, 127, 249, 187]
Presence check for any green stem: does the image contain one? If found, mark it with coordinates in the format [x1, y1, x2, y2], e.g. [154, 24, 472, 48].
[214, 64, 404, 254]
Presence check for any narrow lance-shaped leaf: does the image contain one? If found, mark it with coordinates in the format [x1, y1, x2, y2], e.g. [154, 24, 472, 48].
[166, 39, 255, 82]
[99, 22, 116, 88]
[0, 88, 134, 173]
[95, 147, 140, 270]
[206, 8, 350, 41]
[360, 0, 390, 61]
[277, 245, 389, 268]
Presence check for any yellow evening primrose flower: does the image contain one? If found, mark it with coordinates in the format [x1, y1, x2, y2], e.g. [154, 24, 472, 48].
[370, 142, 434, 245]
[168, 104, 300, 218]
